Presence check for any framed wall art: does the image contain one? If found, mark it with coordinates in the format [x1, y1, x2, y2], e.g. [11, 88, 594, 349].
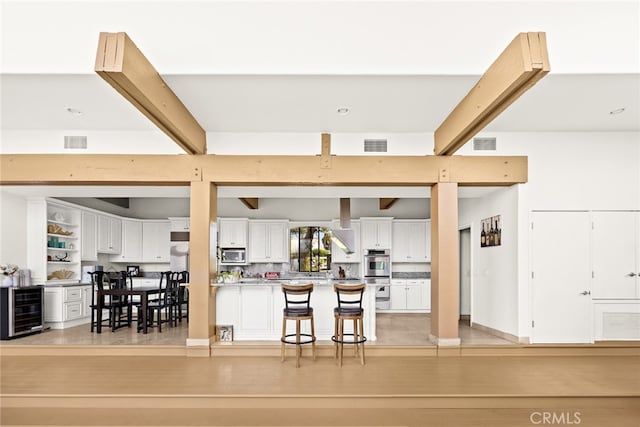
[480, 215, 502, 247]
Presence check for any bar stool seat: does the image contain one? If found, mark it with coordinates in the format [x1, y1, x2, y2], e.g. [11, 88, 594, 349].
[280, 284, 317, 368]
[331, 283, 367, 366]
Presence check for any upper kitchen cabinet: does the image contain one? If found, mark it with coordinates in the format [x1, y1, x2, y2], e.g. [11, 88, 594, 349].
[360, 218, 393, 250]
[27, 198, 82, 284]
[142, 221, 170, 263]
[331, 220, 361, 263]
[110, 219, 143, 263]
[248, 220, 289, 263]
[97, 214, 122, 254]
[168, 217, 190, 232]
[219, 218, 248, 248]
[81, 211, 98, 261]
[392, 220, 431, 262]
[592, 211, 640, 299]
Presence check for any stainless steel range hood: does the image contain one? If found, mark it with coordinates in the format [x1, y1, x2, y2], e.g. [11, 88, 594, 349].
[331, 198, 355, 254]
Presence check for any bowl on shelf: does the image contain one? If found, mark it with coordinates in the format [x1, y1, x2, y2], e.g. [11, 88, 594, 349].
[47, 269, 74, 280]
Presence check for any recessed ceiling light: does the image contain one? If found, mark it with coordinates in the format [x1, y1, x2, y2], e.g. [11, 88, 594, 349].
[66, 107, 84, 116]
[337, 107, 350, 116]
[609, 108, 626, 115]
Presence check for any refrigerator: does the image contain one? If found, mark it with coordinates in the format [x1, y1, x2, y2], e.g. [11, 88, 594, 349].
[170, 232, 189, 272]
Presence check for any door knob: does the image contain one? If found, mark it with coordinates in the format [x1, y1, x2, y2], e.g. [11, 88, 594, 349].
[627, 272, 637, 277]
[580, 290, 591, 296]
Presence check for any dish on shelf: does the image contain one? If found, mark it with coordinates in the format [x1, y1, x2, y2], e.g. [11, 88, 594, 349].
[53, 212, 65, 222]
[47, 224, 74, 236]
[48, 269, 74, 280]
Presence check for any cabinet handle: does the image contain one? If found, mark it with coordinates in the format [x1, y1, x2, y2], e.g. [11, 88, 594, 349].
[627, 272, 637, 277]
[580, 290, 591, 296]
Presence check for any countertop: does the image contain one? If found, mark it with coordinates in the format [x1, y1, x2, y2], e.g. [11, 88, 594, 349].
[212, 278, 371, 287]
[391, 272, 431, 279]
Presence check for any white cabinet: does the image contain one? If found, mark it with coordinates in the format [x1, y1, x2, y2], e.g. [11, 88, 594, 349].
[592, 212, 640, 299]
[331, 220, 361, 263]
[219, 218, 248, 248]
[81, 211, 98, 261]
[142, 221, 170, 262]
[27, 198, 82, 285]
[44, 284, 91, 329]
[392, 220, 431, 262]
[168, 217, 190, 232]
[390, 279, 430, 311]
[97, 215, 122, 254]
[360, 218, 392, 250]
[110, 220, 143, 262]
[248, 220, 289, 263]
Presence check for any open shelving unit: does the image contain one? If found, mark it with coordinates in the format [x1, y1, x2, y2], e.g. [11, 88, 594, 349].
[27, 198, 82, 284]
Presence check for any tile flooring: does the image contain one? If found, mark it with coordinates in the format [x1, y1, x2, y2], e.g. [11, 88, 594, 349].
[1, 313, 515, 346]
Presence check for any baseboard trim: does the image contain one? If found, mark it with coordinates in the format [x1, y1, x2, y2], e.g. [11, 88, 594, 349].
[470, 322, 519, 343]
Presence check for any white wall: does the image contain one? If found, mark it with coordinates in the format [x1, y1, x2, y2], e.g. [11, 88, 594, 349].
[459, 186, 519, 337]
[0, 130, 182, 154]
[0, 191, 28, 268]
[458, 131, 640, 339]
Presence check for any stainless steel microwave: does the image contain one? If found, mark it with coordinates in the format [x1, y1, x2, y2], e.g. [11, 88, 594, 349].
[220, 248, 247, 265]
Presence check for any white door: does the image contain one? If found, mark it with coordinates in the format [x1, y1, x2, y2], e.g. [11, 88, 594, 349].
[459, 228, 471, 317]
[592, 212, 638, 299]
[531, 212, 592, 343]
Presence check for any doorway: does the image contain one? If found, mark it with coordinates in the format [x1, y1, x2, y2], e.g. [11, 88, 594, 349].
[459, 227, 471, 323]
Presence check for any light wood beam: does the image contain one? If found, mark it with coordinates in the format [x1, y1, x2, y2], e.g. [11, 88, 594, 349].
[379, 198, 399, 210]
[239, 198, 259, 209]
[187, 181, 217, 353]
[0, 154, 527, 186]
[95, 32, 206, 155]
[320, 133, 332, 169]
[434, 32, 550, 155]
[430, 183, 460, 346]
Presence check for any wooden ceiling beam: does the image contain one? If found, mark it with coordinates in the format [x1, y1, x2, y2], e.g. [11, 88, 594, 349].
[239, 198, 259, 209]
[95, 32, 206, 155]
[379, 198, 399, 210]
[0, 154, 527, 186]
[434, 32, 550, 156]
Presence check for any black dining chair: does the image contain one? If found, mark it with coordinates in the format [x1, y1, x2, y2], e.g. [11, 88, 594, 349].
[89, 271, 129, 332]
[138, 271, 176, 332]
[176, 270, 189, 322]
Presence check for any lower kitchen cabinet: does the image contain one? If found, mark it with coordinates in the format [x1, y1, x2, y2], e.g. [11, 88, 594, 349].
[44, 284, 92, 329]
[390, 279, 430, 312]
[216, 283, 377, 341]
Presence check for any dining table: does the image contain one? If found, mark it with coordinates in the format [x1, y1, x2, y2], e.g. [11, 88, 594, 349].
[95, 286, 162, 334]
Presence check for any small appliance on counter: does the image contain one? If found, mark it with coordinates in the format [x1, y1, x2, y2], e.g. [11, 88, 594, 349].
[265, 272, 279, 279]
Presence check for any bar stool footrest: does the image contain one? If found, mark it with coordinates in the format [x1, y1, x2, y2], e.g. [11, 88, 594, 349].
[281, 333, 316, 345]
[331, 333, 367, 345]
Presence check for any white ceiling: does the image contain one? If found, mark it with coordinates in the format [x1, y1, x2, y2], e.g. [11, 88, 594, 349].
[1, 73, 638, 133]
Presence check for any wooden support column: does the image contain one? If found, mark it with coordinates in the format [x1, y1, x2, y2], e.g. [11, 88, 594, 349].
[430, 182, 461, 346]
[187, 181, 217, 356]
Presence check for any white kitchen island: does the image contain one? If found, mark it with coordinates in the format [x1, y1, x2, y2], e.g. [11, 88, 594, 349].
[215, 280, 377, 341]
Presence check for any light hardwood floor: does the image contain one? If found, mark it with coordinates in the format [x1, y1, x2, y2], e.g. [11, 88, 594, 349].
[2, 354, 639, 426]
[0, 314, 514, 347]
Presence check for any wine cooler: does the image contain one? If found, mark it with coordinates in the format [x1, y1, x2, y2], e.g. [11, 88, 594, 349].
[0, 286, 44, 340]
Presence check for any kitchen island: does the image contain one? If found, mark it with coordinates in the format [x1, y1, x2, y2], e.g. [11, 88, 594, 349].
[214, 280, 377, 341]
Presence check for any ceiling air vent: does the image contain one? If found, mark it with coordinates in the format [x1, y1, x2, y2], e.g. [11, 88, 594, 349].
[473, 137, 496, 151]
[364, 139, 387, 153]
[64, 135, 87, 149]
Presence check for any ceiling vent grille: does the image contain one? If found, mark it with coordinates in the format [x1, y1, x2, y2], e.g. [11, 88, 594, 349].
[473, 137, 496, 151]
[64, 135, 87, 149]
[364, 139, 388, 153]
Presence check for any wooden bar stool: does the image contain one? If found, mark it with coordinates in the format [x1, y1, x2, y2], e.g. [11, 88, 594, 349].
[280, 284, 316, 368]
[332, 283, 367, 366]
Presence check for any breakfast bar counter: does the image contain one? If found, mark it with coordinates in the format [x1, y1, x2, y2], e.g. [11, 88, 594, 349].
[214, 280, 377, 341]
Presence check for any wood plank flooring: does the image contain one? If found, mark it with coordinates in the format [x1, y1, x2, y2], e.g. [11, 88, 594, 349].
[2, 354, 639, 426]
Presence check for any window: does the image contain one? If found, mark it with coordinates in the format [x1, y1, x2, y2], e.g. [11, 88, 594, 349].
[290, 227, 332, 272]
